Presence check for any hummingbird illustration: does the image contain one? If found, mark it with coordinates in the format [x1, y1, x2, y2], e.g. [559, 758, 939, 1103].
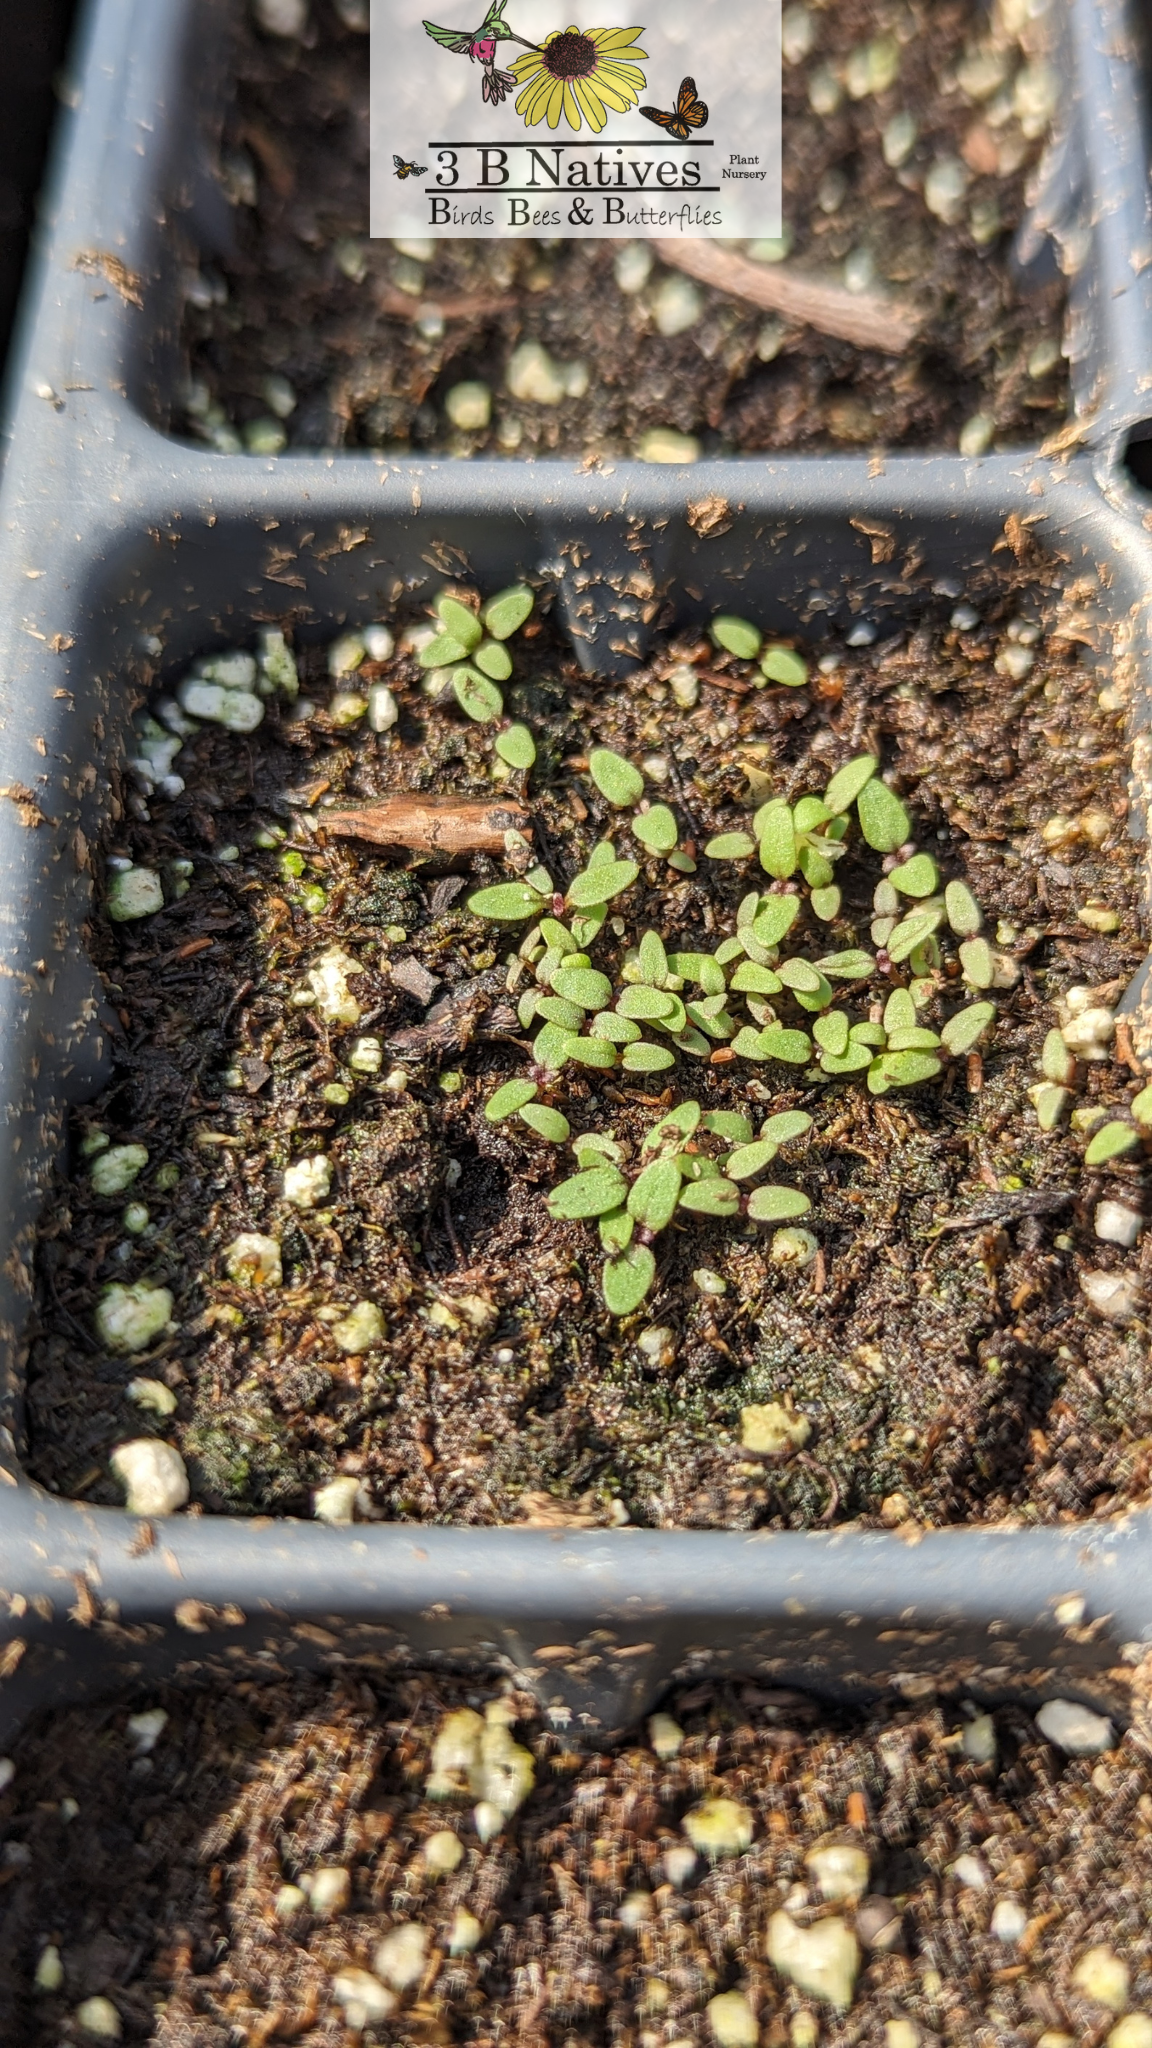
[423, 1, 536, 106]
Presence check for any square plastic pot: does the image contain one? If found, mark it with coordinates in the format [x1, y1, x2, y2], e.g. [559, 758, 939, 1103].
[0, 0, 1151, 1746]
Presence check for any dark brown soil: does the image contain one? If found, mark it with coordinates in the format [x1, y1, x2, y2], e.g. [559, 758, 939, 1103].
[24, 548, 1152, 1532]
[181, 0, 1069, 458]
[1, 1668, 1150, 2044]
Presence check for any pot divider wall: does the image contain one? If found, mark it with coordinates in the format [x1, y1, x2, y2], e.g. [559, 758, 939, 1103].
[1, 0, 1152, 1744]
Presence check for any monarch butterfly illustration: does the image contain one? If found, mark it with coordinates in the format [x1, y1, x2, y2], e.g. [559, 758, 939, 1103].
[640, 76, 709, 141]
[393, 153, 430, 179]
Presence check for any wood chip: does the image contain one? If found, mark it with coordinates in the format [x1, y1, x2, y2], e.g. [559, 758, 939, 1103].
[429, 876, 468, 916]
[325, 796, 532, 856]
[387, 970, 516, 1055]
[390, 957, 441, 1006]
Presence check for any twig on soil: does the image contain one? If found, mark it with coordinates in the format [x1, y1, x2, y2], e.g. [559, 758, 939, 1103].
[375, 285, 518, 323]
[325, 796, 532, 857]
[241, 119, 294, 198]
[663, 751, 703, 841]
[527, 805, 568, 893]
[932, 1188, 1076, 1233]
[699, 668, 754, 697]
[1114, 1016, 1144, 1075]
[853, 1401, 888, 1446]
[649, 239, 922, 354]
[794, 1452, 841, 1524]
[43, 1270, 100, 1355]
[144, 977, 255, 1179]
[442, 1197, 464, 1267]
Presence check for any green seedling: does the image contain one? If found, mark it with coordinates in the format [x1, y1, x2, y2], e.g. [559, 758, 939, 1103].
[416, 582, 537, 731]
[546, 1100, 813, 1314]
[464, 718, 1011, 1283]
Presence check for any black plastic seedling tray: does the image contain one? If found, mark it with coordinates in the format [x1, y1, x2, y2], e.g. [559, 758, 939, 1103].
[1, 0, 1152, 1747]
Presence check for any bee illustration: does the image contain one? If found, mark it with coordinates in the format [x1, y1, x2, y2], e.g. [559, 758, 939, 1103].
[640, 76, 709, 141]
[393, 153, 430, 179]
